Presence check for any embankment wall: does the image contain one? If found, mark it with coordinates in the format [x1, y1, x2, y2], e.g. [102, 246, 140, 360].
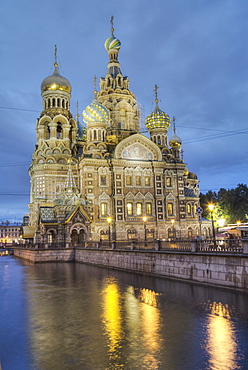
[14, 248, 248, 291]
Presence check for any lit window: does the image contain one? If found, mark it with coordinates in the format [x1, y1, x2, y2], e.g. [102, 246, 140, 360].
[145, 176, 150, 186]
[127, 202, 133, 215]
[166, 177, 172, 187]
[126, 175, 132, 185]
[136, 176, 141, 186]
[101, 203, 107, 216]
[146, 203, 152, 215]
[168, 203, 173, 216]
[187, 204, 191, 214]
[136, 202, 142, 215]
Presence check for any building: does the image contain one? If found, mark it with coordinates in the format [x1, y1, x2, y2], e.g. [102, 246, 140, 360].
[24, 22, 211, 246]
[0, 222, 21, 245]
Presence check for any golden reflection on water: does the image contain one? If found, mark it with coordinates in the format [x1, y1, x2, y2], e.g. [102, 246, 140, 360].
[101, 278, 123, 365]
[140, 293, 162, 369]
[101, 282, 162, 369]
[206, 302, 239, 370]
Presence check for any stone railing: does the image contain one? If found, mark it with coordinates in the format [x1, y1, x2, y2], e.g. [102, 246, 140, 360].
[16, 239, 248, 254]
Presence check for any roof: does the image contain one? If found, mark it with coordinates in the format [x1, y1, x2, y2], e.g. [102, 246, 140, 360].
[40, 207, 56, 223]
[184, 188, 197, 197]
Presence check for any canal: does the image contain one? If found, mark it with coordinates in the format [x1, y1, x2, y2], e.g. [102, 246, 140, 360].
[0, 256, 248, 370]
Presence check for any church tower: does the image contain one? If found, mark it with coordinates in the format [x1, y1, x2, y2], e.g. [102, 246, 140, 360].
[98, 17, 140, 143]
[28, 46, 79, 226]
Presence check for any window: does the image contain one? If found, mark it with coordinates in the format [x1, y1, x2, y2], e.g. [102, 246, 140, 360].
[166, 177, 172, 187]
[126, 175, 132, 185]
[187, 204, 191, 214]
[101, 203, 107, 216]
[136, 176, 141, 186]
[100, 175, 106, 186]
[136, 202, 142, 215]
[145, 176, 150, 186]
[127, 202, 133, 215]
[146, 203, 152, 215]
[167, 203, 173, 216]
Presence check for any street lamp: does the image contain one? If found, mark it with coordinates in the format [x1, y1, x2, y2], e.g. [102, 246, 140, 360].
[107, 217, 112, 245]
[208, 204, 216, 246]
[142, 216, 147, 246]
[171, 219, 175, 240]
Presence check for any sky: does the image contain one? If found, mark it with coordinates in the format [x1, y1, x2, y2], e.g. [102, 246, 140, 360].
[1, 0, 248, 223]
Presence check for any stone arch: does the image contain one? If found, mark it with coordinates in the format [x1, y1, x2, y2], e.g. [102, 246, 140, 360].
[70, 223, 87, 245]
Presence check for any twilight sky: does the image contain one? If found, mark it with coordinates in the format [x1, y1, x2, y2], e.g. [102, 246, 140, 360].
[1, 0, 248, 222]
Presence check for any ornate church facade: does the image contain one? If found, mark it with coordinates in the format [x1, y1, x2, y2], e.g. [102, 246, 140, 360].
[26, 23, 211, 246]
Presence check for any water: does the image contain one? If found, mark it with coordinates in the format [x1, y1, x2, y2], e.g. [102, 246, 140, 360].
[1, 256, 248, 370]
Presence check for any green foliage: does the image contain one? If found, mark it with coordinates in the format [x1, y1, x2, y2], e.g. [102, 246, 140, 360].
[200, 184, 248, 224]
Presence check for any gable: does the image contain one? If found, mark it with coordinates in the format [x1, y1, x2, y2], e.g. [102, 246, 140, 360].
[114, 134, 162, 161]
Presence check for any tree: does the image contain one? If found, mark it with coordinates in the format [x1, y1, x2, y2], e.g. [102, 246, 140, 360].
[200, 184, 248, 224]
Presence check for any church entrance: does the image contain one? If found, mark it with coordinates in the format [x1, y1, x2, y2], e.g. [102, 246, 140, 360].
[71, 229, 85, 246]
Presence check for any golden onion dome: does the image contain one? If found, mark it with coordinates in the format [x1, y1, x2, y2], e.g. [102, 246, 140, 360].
[169, 132, 182, 148]
[41, 63, 71, 94]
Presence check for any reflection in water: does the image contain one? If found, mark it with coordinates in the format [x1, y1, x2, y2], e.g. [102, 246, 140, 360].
[206, 302, 240, 370]
[101, 278, 124, 367]
[1, 258, 248, 370]
[140, 294, 162, 369]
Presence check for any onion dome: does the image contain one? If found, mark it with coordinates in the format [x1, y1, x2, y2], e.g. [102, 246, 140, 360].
[41, 64, 71, 93]
[41, 46, 71, 94]
[145, 105, 170, 130]
[104, 36, 121, 51]
[145, 85, 170, 130]
[169, 116, 182, 148]
[169, 132, 182, 148]
[82, 98, 109, 125]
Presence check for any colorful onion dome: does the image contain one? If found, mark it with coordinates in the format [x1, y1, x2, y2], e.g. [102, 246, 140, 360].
[145, 104, 170, 131]
[169, 132, 182, 148]
[82, 99, 109, 125]
[104, 36, 121, 51]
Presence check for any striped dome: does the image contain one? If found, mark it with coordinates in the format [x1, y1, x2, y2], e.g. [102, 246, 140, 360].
[105, 36, 121, 51]
[82, 100, 109, 125]
[145, 105, 170, 131]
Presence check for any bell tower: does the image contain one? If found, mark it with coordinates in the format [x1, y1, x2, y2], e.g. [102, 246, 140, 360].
[28, 46, 78, 226]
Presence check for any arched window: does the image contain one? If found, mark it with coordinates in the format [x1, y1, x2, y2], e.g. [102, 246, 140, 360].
[127, 229, 137, 240]
[100, 203, 107, 216]
[127, 202, 133, 216]
[167, 203, 173, 216]
[57, 123, 62, 139]
[136, 202, 142, 216]
[166, 177, 172, 187]
[146, 203, 152, 215]
[187, 204, 191, 214]
[188, 227, 193, 238]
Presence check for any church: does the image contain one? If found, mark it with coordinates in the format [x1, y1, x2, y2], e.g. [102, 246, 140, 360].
[25, 21, 211, 246]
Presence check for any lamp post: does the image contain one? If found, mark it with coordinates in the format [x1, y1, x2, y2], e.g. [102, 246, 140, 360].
[142, 216, 147, 246]
[171, 219, 175, 240]
[107, 217, 112, 246]
[208, 204, 216, 246]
